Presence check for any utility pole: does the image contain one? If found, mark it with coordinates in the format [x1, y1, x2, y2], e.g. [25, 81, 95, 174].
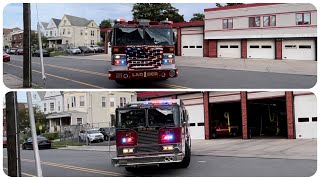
[6, 92, 21, 177]
[23, 3, 32, 88]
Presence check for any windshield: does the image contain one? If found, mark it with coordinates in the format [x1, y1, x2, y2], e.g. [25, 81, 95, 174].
[87, 130, 100, 134]
[116, 106, 180, 128]
[114, 27, 174, 45]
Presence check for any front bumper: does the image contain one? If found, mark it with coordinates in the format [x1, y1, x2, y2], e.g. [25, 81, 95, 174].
[108, 69, 178, 80]
[111, 153, 184, 167]
[89, 136, 103, 141]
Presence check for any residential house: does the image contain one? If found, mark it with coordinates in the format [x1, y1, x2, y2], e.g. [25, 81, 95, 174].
[3, 27, 22, 48]
[55, 14, 101, 48]
[45, 91, 137, 133]
[39, 22, 49, 36]
[11, 30, 24, 48]
[46, 18, 62, 48]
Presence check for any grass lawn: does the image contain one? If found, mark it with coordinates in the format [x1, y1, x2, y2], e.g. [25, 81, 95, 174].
[51, 140, 82, 148]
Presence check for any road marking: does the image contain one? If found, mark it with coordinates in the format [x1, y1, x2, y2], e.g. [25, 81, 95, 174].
[11, 59, 191, 89]
[197, 161, 207, 163]
[4, 63, 105, 89]
[3, 156, 123, 177]
[3, 167, 36, 177]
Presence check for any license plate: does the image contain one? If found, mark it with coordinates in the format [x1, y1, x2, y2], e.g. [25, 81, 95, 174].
[132, 71, 158, 77]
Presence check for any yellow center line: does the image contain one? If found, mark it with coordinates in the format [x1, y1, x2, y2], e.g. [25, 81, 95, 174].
[3, 156, 124, 177]
[3, 167, 36, 177]
[11, 59, 191, 89]
[5, 63, 105, 89]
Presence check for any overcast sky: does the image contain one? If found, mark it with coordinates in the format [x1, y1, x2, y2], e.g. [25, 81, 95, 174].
[3, 3, 216, 30]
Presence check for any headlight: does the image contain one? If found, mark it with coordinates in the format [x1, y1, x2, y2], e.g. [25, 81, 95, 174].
[163, 54, 174, 59]
[123, 148, 134, 154]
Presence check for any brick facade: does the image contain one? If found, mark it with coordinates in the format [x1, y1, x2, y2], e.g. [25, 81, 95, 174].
[286, 91, 294, 139]
[203, 39, 209, 57]
[203, 92, 210, 140]
[177, 28, 181, 56]
[240, 91, 248, 139]
[208, 39, 217, 57]
[241, 39, 247, 59]
[11, 32, 23, 48]
[275, 39, 282, 60]
[104, 31, 108, 54]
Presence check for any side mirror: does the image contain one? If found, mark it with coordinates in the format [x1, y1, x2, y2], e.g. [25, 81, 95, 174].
[173, 32, 177, 44]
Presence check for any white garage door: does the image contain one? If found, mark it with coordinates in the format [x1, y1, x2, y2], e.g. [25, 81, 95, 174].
[294, 94, 317, 139]
[181, 34, 203, 57]
[185, 104, 205, 139]
[247, 39, 275, 59]
[282, 39, 316, 60]
[217, 40, 241, 58]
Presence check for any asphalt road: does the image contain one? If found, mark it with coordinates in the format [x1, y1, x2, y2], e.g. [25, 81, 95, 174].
[3, 55, 317, 89]
[2, 148, 316, 177]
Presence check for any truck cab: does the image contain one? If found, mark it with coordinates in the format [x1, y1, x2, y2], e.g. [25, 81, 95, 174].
[108, 19, 178, 82]
[111, 99, 191, 171]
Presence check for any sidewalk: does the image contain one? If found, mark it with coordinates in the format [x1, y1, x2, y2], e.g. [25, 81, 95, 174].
[57, 54, 317, 75]
[3, 73, 23, 89]
[59, 139, 317, 160]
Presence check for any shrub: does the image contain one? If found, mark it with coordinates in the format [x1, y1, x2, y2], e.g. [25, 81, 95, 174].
[47, 48, 55, 52]
[42, 132, 60, 140]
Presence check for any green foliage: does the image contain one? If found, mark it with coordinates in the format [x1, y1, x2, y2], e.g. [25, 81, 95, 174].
[99, 19, 113, 41]
[97, 42, 104, 47]
[18, 106, 46, 135]
[216, 3, 244, 7]
[51, 140, 82, 148]
[132, 3, 185, 23]
[42, 132, 60, 140]
[47, 48, 55, 52]
[31, 32, 48, 49]
[190, 13, 205, 22]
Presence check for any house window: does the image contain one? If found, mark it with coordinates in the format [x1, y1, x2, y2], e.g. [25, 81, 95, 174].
[77, 118, 82, 125]
[80, 30, 83, 35]
[50, 103, 54, 111]
[296, 13, 311, 25]
[58, 101, 61, 111]
[68, 30, 71, 34]
[63, 29, 65, 35]
[50, 31, 53, 36]
[263, 15, 276, 27]
[67, 99, 70, 109]
[110, 97, 115, 107]
[80, 96, 85, 106]
[46, 32, 48, 36]
[64, 20, 66, 25]
[223, 18, 233, 29]
[71, 97, 76, 107]
[111, 114, 115, 126]
[44, 103, 47, 112]
[249, 16, 260, 27]
[92, 23, 94, 27]
[120, 97, 127, 107]
[102, 97, 106, 107]
[91, 40, 94, 45]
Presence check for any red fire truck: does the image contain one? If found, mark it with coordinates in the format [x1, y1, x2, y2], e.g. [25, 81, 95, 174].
[111, 99, 191, 171]
[108, 18, 178, 82]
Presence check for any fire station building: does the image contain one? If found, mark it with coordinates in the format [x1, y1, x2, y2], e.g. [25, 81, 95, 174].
[173, 3, 317, 60]
[137, 91, 317, 140]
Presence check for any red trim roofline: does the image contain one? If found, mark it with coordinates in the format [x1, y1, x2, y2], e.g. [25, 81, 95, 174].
[204, 3, 284, 12]
[172, 21, 204, 28]
[100, 27, 113, 32]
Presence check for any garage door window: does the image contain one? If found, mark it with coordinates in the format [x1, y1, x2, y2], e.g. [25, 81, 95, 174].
[190, 46, 195, 48]
[285, 45, 297, 49]
[230, 45, 239, 48]
[296, 13, 311, 25]
[250, 45, 259, 48]
[312, 117, 317, 122]
[261, 45, 272, 48]
[299, 45, 311, 49]
[249, 16, 261, 27]
[220, 45, 228, 48]
[189, 123, 196, 126]
[197, 122, 205, 126]
[298, 117, 309, 122]
[196, 46, 202, 48]
[183, 46, 188, 48]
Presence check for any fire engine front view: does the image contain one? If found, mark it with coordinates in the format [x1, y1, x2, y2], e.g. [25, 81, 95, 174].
[108, 19, 178, 83]
[111, 100, 191, 172]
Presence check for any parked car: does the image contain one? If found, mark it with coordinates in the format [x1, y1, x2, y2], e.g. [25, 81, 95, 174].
[90, 45, 104, 52]
[79, 129, 104, 143]
[78, 46, 93, 53]
[8, 48, 18, 54]
[3, 135, 7, 148]
[15, 49, 23, 55]
[67, 47, 81, 54]
[32, 49, 50, 57]
[3, 53, 10, 62]
[22, 136, 52, 150]
[99, 127, 116, 141]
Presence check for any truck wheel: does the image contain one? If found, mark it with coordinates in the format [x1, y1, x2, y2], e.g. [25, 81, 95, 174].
[212, 131, 217, 139]
[179, 142, 191, 168]
[115, 80, 126, 85]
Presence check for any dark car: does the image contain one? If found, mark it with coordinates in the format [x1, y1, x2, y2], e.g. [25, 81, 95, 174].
[32, 49, 50, 57]
[3, 135, 7, 148]
[3, 53, 10, 62]
[22, 136, 51, 150]
[15, 49, 23, 55]
[99, 127, 116, 141]
[8, 48, 18, 54]
[78, 46, 93, 53]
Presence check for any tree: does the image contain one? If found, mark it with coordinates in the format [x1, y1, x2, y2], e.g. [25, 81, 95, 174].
[190, 13, 205, 22]
[18, 106, 46, 135]
[216, 3, 244, 7]
[31, 32, 48, 50]
[99, 19, 113, 41]
[132, 3, 185, 23]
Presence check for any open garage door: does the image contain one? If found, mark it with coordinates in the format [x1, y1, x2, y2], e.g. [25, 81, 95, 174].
[282, 39, 316, 61]
[181, 34, 203, 57]
[247, 39, 275, 59]
[217, 40, 241, 58]
[247, 97, 287, 138]
[294, 94, 317, 139]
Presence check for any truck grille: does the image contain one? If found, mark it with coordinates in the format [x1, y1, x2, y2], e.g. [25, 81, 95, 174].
[126, 46, 163, 69]
[137, 129, 158, 144]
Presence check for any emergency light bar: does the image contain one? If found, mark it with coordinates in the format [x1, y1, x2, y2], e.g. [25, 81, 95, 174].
[115, 18, 126, 23]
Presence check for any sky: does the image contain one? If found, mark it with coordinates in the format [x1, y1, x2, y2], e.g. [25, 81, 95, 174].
[3, 3, 216, 30]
